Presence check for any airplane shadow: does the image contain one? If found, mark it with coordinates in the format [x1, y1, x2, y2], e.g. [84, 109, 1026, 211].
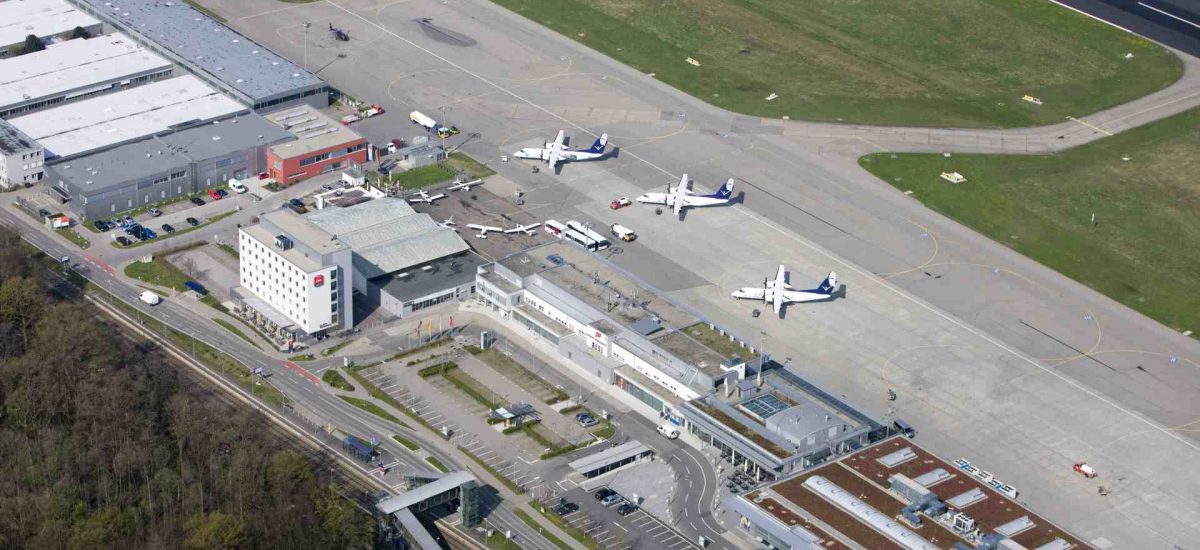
[678, 208, 688, 222]
[607, 147, 620, 159]
[730, 191, 748, 205]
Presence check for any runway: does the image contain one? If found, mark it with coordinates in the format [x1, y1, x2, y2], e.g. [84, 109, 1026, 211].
[1053, 0, 1200, 57]
[189, 0, 1200, 545]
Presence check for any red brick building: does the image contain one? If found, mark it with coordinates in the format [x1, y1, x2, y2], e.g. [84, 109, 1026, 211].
[264, 106, 369, 185]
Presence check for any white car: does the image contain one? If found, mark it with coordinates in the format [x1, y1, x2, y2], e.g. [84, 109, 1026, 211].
[139, 291, 161, 305]
[228, 179, 248, 194]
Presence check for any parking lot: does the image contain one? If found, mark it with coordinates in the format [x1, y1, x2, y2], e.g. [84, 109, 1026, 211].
[551, 486, 698, 550]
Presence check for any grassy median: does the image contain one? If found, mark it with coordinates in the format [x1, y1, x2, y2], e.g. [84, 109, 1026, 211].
[860, 107, 1200, 335]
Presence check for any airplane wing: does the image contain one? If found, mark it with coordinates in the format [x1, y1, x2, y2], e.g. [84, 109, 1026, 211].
[428, 193, 447, 201]
[466, 224, 502, 231]
[547, 147, 562, 167]
[406, 198, 427, 204]
[636, 193, 668, 205]
[731, 287, 767, 301]
[553, 130, 566, 149]
[775, 265, 790, 289]
[673, 174, 690, 215]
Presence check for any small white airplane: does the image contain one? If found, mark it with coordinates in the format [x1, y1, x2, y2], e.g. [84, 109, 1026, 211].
[636, 174, 735, 217]
[439, 215, 457, 229]
[448, 178, 484, 192]
[465, 223, 503, 239]
[407, 190, 447, 204]
[503, 222, 542, 236]
[513, 130, 609, 170]
[732, 265, 838, 315]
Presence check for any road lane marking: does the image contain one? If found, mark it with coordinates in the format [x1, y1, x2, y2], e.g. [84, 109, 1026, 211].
[1139, 1, 1200, 28]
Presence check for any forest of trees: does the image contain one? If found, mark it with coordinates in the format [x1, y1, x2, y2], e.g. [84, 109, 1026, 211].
[0, 228, 376, 549]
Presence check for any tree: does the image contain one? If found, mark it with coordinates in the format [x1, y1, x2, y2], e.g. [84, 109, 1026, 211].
[23, 35, 44, 54]
[0, 277, 45, 347]
[183, 513, 249, 550]
[71, 26, 91, 39]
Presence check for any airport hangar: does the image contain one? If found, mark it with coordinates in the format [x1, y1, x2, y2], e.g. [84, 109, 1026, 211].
[475, 241, 886, 482]
[235, 197, 484, 341]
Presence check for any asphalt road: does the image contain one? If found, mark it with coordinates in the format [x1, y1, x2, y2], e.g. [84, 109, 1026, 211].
[1054, 0, 1200, 57]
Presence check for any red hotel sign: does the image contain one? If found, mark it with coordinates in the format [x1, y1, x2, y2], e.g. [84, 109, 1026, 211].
[314, 274, 325, 287]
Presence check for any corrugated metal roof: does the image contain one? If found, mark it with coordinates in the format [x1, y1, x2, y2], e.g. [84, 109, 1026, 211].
[306, 198, 469, 277]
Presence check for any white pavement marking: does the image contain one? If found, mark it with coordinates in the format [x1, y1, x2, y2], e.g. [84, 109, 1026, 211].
[1139, 1, 1200, 28]
[613, 523, 628, 532]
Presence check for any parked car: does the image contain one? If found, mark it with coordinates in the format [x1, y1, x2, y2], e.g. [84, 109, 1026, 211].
[186, 217, 200, 227]
[576, 412, 599, 428]
[190, 196, 205, 206]
[215, 189, 228, 198]
[115, 236, 131, 246]
[228, 179, 247, 194]
[161, 223, 175, 233]
[140, 228, 157, 240]
[593, 488, 616, 501]
[184, 281, 208, 295]
[148, 207, 163, 217]
[609, 197, 632, 209]
[208, 189, 223, 200]
[92, 220, 111, 232]
[600, 494, 623, 507]
[288, 198, 305, 208]
[321, 183, 337, 192]
[616, 503, 637, 516]
[552, 501, 578, 516]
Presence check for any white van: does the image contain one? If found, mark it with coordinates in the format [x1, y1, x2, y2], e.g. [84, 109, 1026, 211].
[228, 179, 247, 194]
[656, 424, 680, 439]
[139, 291, 161, 305]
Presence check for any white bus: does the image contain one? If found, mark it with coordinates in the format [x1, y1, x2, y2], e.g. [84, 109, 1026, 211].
[544, 219, 568, 238]
[566, 221, 610, 249]
[564, 229, 609, 252]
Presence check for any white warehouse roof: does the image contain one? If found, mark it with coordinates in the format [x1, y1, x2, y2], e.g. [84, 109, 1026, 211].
[0, 0, 100, 47]
[8, 75, 246, 159]
[0, 34, 171, 113]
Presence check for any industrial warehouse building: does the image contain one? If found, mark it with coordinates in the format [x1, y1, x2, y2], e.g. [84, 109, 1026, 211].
[0, 32, 174, 119]
[0, 0, 102, 59]
[7, 75, 247, 161]
[476, 242, 885, 483]
[70, 0, 329, 110]
[264, 106, 370, 184]
[236, 198, 482, 341]
[46, 114, 292, 219]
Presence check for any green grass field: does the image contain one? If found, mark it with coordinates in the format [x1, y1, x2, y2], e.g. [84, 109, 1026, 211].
[124, 259, 191, 291]
[491, 0, 1180, 127]
[859, 107, 1200, 335]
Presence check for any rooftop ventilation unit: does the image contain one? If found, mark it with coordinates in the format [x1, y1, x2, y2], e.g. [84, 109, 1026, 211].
[274, 235, 293, 250]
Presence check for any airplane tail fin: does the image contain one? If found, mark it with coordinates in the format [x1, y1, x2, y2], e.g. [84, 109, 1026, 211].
[815, 272, 837, 295]
[710, 178, 735, 200]
[588, 134, 609, 154]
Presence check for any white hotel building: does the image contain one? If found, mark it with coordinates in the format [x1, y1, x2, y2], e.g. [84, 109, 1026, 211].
[235, 209, 353, 339]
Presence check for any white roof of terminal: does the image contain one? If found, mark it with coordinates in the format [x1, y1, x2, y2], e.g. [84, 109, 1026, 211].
[0, 0, 100, 47]
[0, 34, 171, 110]
[8, 75, 245, 159]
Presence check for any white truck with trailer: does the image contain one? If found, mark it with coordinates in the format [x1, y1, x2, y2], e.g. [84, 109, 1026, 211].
[409, 111, 459, 138]
[610, 223, 636, 242]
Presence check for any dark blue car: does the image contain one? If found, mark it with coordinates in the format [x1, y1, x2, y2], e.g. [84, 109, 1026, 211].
[184, 281, 208, 295]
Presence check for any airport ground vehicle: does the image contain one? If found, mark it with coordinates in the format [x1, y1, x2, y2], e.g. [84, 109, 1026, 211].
[409, 110, 458, 138]
[610, 223, 636, 242]
[610, 197, 632, 209]
[1074, 462, 1098, 479]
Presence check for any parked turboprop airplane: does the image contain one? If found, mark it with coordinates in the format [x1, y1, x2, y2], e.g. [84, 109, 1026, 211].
[513, 131, 609, 170]
[636, 174, 735, 217]
[732, 265, 837, 315]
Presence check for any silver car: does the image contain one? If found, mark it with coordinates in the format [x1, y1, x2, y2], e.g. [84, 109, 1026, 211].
[600, 494, 623, 507]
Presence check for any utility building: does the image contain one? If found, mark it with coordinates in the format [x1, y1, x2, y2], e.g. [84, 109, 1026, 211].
[264, 105, 369, 185]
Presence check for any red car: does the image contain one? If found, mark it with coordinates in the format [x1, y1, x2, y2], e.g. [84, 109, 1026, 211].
[208, 189, 223, 200]
[610, 197, 632, 209]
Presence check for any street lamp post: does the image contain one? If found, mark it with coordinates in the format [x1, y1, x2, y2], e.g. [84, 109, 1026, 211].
[302, 22, 311, 71]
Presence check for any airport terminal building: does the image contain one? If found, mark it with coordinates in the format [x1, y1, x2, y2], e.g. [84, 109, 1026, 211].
[237, 198, 482, 341]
